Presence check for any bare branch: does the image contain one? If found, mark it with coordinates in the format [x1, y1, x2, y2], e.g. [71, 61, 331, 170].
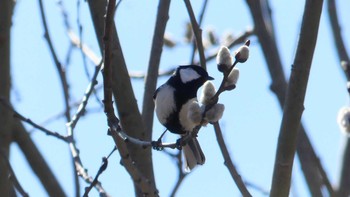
[142, 0, 171, 142]
[270, 1, 323, 196]
[245, 0, 332, 195]
[0, 150, 29, 197]
[0, 98, 110, 196]
[327, 1, 350, 196]
[189, 0, 208, 64]
[199, 29, 254, 65]
[0, 98, 69, 142]
[184, 0, 207, 69]
[12, 120, 66, 196]
[38, 0, 71, 122]
[169, 151, 187, 197]
[213, 122, 252, 197]
[83, 147, 116, 197]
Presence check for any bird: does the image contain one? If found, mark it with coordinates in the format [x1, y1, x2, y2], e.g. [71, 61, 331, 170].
[153, 65, 214, 171]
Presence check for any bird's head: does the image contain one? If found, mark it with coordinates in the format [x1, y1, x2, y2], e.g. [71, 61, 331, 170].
[173, 65, 214, 89]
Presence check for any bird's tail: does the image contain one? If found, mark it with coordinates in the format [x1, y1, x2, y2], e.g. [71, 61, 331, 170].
[182, 137, 205, 172]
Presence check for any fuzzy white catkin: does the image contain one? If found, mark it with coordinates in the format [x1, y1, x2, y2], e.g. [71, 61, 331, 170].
[217, 46, 233, 68]
[204, 103, 225, 123]
[337, 106, 350, 135]
[200, 81, 216, 105]
[235, 45, 249, 63]
[226, 68, 239, 86]
[188, 101, 202, 125]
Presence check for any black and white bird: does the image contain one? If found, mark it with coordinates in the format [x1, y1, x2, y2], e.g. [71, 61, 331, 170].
[153, 65, 214, 171]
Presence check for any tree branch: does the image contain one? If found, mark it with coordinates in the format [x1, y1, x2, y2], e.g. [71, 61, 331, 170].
[0, 0, 15, 194]
[184, 0, 207, 69]
[189, 0, 208, 65]
[245, 0, 332, 196]
[213, 122, 252, 197]
[0, 150, 28, 197]
[37, 1, 79, 195]
[270, 1, 323, 196]
[142, 0, 171, 143]
[327, 1, 350, 196]
[12, 120, 66, 196]
[88, 1, 159, 195]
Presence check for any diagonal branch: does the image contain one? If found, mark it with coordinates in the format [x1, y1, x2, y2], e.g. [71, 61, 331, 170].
[213, 122, 252, 197]
[12, 120, 66, 196]
[88, 1, 158, 195]
[0, 98, 110, 196]
[189, 0, 208, 64]
[0, 150, 28, 197]
[327, 1, 350, 196]
[184, 0, 207, 69]
[270, 1, 323, 196]
[245, 0, 332, 196]
[37, 1, 79, 196]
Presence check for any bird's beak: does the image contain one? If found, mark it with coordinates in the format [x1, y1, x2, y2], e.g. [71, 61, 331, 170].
[207, 76, 214, 80]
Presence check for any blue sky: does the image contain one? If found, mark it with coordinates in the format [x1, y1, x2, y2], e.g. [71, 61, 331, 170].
[9, 0, 350, 196]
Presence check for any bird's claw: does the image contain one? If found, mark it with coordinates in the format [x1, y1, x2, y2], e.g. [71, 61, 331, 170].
[151, 139, 164, 151]
[175, 139, 183, 150]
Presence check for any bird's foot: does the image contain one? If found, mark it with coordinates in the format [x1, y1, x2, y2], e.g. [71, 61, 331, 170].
[151, 138, 164, 151]
[175, 139, 183, 150]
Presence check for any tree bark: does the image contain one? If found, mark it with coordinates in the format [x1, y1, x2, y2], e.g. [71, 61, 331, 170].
[327, 1, 350, 196]
[0, 0, 15, 195]
[246, 0, 329, 196]
[270, 0, 323, 196]
[12, 120, 66, 196]
[142, 0, 171, 141]
[88, 1, 157, 195]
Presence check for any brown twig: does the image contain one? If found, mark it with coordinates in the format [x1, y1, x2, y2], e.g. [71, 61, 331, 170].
[270, 0, 323, 196]
[0, 150, 29, 197]
[12, 120, 67, 196]
[0, 98, 69, 142]
[213, 122, 252, 197]
[83, 146, 116, 197]
[184, 0, 207, 70]
[37, 1, 79, 196]
[0, 97, 110, 196]
[189, 0, 208, 65]
[169, 151, 188, 197]
[199, 29, 254, 65]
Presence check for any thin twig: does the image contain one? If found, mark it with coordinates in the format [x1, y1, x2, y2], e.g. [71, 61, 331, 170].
[213, 122, 252, 197]
[0, 150, 29, 197]
[38, 0, 71, 122]
[184, 0, 207, 69]
[83, 146, 117, 197]
[169, 151, 187, 197]
[37, 1, 78, 195]
[0, 98, 69, 142]
[189, 0, 208, 64]
[199, 29, 254, 65]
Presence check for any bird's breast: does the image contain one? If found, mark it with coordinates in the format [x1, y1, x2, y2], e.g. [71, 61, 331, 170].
[154, 84, 176, 125]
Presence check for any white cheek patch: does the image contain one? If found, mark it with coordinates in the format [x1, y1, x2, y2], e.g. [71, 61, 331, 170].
[179, 68, 201, 83]
[154, 85, 176, 125]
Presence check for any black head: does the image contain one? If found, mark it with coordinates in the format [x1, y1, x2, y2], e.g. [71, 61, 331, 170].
[174, 65, 214, 84]
[164, 65, 214, 99]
